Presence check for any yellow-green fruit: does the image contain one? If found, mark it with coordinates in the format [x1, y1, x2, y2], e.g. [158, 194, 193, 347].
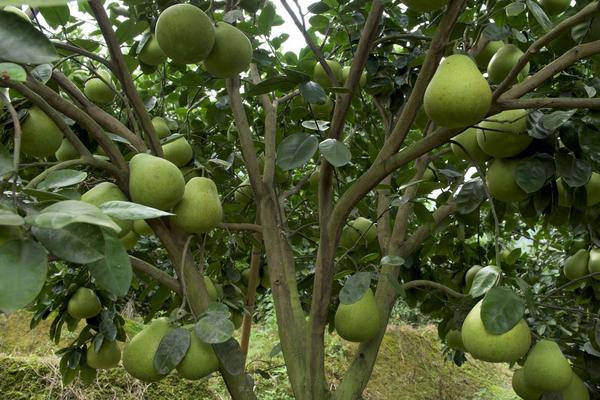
[87, 340, 121, 369]
[564, 249, 590, 280]
[461, 300, 531, 362]
[20, 107, 63, 158]
[451, 128, 490, 165]
[122, 318, 173, 382]
[588, 248, 600, 280]
[540, 0, 570, 16]
[152, 116, 171, 139]
[204, 22, 253, 78]
[342, 66, 367, 88]
[586, 172, 600, 206]
[81, 182, 132, 237]
[129, 153, 185, 211]
[313, 60, 344, 88]
[133, 219, 153, 236]
[464, 265, 482, 293]
[424, 55, 491, 128]
[234, 179, 253, 206]
[310, 96, 333, 119]
[138, 35, 167, 66]
[474, 40, 504, 69]
[67, 288, 102, 320]
[155, 4, 215, 64]
[171, 177, 223, 234]
[400, 0, 449, 12]
[120, 231, 139, 250]
[334, 289, 380, 342]
[512, 369, 543, 400]
[523, 340, 573, 392]
[445, 329, 465, 351]
[488, 44, 530, 84]
[84, 71, 116, 104]
[486, 158, 529, 203]
[204, 276, 218, 301]
[0, 225, 22, 246]
[340, 217, 377, 248]
[55, 139, 80, 161]
[162, 137, 193, 167]
[176, 329, 219, 380]
[4, 6, 30, 21]
[562, 373, 590, 400]
[476, 109, 531, 158]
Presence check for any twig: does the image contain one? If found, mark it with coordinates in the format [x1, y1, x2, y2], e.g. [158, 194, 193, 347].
[130, 256, 181, 296]
[0, 91, 21, 172]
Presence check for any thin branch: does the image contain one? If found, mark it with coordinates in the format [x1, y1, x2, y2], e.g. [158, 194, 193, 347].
[241, 224, 262, 364]
[401, 280, 465, 298]
[51, 40, 115, 72]
[0, 91, 22, 171]
[130, 256, 181, 296]
[374, 33, 432, 46]
[497, 97, 600, 110]
[541, 272, 600, 300]
[25, 159, 87, 189]
[219, 222, 263, 234]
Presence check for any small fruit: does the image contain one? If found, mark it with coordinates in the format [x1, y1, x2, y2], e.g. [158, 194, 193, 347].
[171, 177, 223, 234]
[487, 44, 530, 84]
[129, 153, 185, 210]
[122, 318, 173, 382]
[67, 288, 102, 320]
[81, 182, 132, 237]
[120, 231, 139, 250]
[564, 249, 590, 280]
[152, 116, 171, 139]
[523, 340, 573, 392]
[512, 369, 543, 400]
[451, 128, 490, 166]
[539, 0, 570, 16]
[334, 288, 380, 342]
[561, 373, 590, 400]
[313, 60, 344, 88]
[87, 340, 121, 369]
[84, 71, 116, 104]
[309, 96, 333, 119]
[204, 22, 253, 78]
[340, 217, 377, 249]
[474, 40, 504, 69]
[445, 329, 465, 351]
[476, 109, 531, 158]
[176, 328, 219, 380]
[155, 4, 215, 64]
[486, 158, 529, 203]
[20, 107, 64, 158]
[133, 220, 153, 236]
[234, 179, 253, 206]
[138, 35, 167, 66]
[588, 248, 600, 280]
[342, 66, 367, 88]
[55, 138, 80, 161]
[162, 136, 193, 167]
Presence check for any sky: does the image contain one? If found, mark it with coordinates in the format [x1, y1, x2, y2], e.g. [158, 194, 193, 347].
[273, 2, 309, 53]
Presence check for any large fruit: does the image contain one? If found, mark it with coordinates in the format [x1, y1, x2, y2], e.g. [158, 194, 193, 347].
[476, 109, 531, 158]
[55, 138, 79, 161]
[155, 4, 215, 64]
[81, 182, 132, 237]
[340, 217, 377, 249]
[523, 340, 573, 392]
[171, 177, 223, 234]
[234, 179, 253, 206]
[450, 128, 490, 166]
[176, 329, 219, 380]
[129, 153, 185, 210]
[162, 137, 193, 167]
[588, 248, 600, 280]
[138, 35, 167, 66]
[461, 300, 531, 362]
[313, 60, 344, 88]
[87, 340, 121, 369]
[540, 0, 570, 16]
[464, 265, 482, 293]
[342, 66, 367, 88]
[67, 288, 102, 320]
[512, 369, 543, 400]
[309, 96, 333, 119]
[152, 116, 171, 139]
[334, 288, 380, 342]
[204, 22, 253, 78]
[122, 318, 173, 382]
[474, 40, 504, 69]
[20, 106, 63, 158]
[445, 329, 465, 351]
[84, 71, 116, 104]
[424, 55, 491, 128]
[564, 249, 590, 280]
[400, 0, 449, 12]
[562, 373, 590, 400]
[486, 158, 529, 203]
[488, 44, 530, 84]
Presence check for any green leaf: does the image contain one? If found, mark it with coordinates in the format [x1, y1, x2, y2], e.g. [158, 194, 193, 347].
[505, 2, 526, 16]
[30, 63, 53, 83]
[0, 239, 48, 313]
[526, 0, 552, 32]
[99, 201, 173, 220]
[0, 10, 59, 64]
[25, 200, 121, 232]
[541, 110, 576, 131]
[37, 169, 87, 190]
[381, 255, 405, 267]
[515, 156, 554, 194]
[579, 130, 600, 167]
[481, 287, 525, 334]
[454, 179, 485, 214]
[223, 10, 243, 24]
[308, 2, 330, 14]
[276, 133, 319, 171]
[0, 209, 24, 226]
[115, 19, 149, 44]
[257, 2, 276, 35]
[86, 229, 132, 297]
[339, 272, 371, 305]
[319, 138, 351, 168]
[0, 62, 26, 81]
[32, 223, 104, 264]
[300, 81, 327, 104]
[154, 328, 190, 375]
[555, 152, 591, 188]
[246, 76, 296, 96]
[469, 265, 501, 298]
[283, 68, 311, 83]
[39, 5, 70, 29]
[213, 338, 245, 376]
[195, 314, 235, 344]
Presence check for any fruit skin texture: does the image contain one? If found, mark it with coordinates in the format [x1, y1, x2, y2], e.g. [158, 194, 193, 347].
[313, 60, 344, 88]
[461, 300, 531, 362]
[400, 0, 449, 12]
[342, 66, 367, 88]
[204, 22, 253, 78]
[450, 128, 490, 166]
[588, 248, 600, 280]
[424, 55, 491, 128]
[138, 35, 167, 66]
[55, 138, 79, 161]
[564, 249, 590, 280]
[540, 0, 570, 16]
[464, 265, 482, 293]
[476, 109, 532, 158]
[123, 318, 173, 382]
[561, 373, 590, 400]
[129, 153, 185, 211]
[81, 182, 132, 237]
[162, 137, 193, 167]
[475, 40, 503, 69]
[523, 340, 573, 392]
[512, 369, 543, 400]
[486, 158, 529, 203]
[176, 329, 219, 380]
[67, 288, 102, 320]
[84, 71, 116, 104]
[340, 217, 377, 248]
[152, 116, 171, 139]
[445, 329, 465, 351]
[309, 96, 333, 119]
[155, 4, 215, 64]
[20, 107, 64, 158]
[87, 340, 121, 369]
[335, 289, 380, 342]
[171, 177, 223, 234]
[488, 44, 530, 84]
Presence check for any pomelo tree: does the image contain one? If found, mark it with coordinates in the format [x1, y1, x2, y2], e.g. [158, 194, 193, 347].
[1, 0, 600, 399]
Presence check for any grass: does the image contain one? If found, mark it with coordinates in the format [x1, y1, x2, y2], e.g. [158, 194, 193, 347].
[0, 311, 517, 399]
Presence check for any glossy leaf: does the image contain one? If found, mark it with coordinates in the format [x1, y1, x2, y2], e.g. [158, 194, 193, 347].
[319, 138, 351, 167]
[86, 229, 132, 297]
[469, 265, 501, 298]
[99, 201, 173, 220]
[195, 314, 235, 344]
[0, 10, 59, 64]
[276, 133, 319, 171]
[25, 200, 121, 232]
[481, 287, 525, 334]
[339, 272, 371, 305]
[154, 328, 190, 375]
[32, 223, 104, 264]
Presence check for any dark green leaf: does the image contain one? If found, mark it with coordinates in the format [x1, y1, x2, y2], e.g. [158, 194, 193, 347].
[115, 19, 149, 44]
[246, 75, 296, 96]
[213, 338, 245, 376]
[86, 229, 132, 297]
[515, 156, 554, 194]
[276, 133, 319, 171]
[300, 81, 327, 104]
[339, 272, 371, 305]
[319, 138, 351, 167]
[154, 328, 190, 375]
[555, 152, 591, 187]
[195, 314, 235, 344]
[481, 287, 525, 334]
[541, 110, 576, 131]
[32, 223, 104, 264]
[39, 5, 70, 29]
[454, 179, 485, 214]
[0, 10, 59, 64]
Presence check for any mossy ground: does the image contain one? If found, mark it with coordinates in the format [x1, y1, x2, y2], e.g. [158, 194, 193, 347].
[0, 312, 517, 399]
